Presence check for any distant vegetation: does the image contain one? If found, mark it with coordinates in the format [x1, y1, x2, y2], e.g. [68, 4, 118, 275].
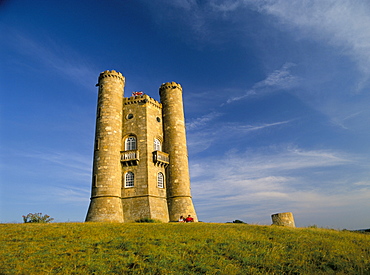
[1, 223, 369, 274]
[232, 219, 246, 223]
[22, 213, 54, 223]
[135, 217, 160, 223]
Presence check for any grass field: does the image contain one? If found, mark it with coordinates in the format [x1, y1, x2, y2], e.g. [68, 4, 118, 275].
[1, 222, 369, 274]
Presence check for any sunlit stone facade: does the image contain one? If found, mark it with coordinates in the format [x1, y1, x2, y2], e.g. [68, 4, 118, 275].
[86, 70, 197, 222]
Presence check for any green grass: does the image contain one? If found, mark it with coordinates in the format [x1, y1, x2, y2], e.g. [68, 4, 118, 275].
[1, 223, 369, 274]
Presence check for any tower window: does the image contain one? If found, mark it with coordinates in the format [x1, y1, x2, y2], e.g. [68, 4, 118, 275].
[157, 172, 164, 188]
[125, 172, 134, 187]
[94, 139, 100, 150]
[93, 174, 98, 187]
[154, 139, 161, 151]
[125, 136, 136, 150]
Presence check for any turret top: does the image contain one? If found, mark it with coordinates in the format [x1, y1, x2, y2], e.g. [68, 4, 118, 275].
[159, 82, 182, 93]
[98, 70, 125, 83]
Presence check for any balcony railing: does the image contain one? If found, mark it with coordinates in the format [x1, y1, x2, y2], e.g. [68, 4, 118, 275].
[153, 151, 169, 167]
[121, 150, 139, 166]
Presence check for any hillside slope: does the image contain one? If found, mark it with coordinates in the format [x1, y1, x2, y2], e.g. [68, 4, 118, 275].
[1, 223, 369, 274]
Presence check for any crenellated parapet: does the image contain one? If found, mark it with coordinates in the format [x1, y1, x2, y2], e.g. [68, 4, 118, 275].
[159, 82, 182, 95]
[97, 70, 125, 84]
[123, 94, 162, 109]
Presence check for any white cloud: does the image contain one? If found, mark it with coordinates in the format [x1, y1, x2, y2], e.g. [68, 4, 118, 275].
[191, 146, 351, 180]
[210, 0, 243, 13]
[187, 120, 292, 154]
[236, 120, 292, 132]
[226, 63, 299, 103]
[353, 181, 370, 186]
[254, 63, 298, 88]
[165, 0, 197, 10]
[247, 0, 370, 90]
[210, 0, 370, 69]
[147, 0, 370, 87]
[51, 186, 90, 203]
[186, 112, 223, 131]
[190, 145, 370, 227]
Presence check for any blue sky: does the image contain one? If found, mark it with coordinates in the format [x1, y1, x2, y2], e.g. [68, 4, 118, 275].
[1, 0, 370, 229]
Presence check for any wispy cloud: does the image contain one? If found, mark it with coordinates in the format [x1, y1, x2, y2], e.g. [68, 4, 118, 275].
[23, 150, 91, 172]
[1, 148, 92, 208]
[149, 0, 370, 89]
[225, 120, 293, 134]
[329, 111, 364, 130]
[187, 120, 293, 154]
[2, 27, 97, 88]
[191, 146, 352, 180]
[247, 0, 370, 91]
[226, 63, 299, 103]
[190, 146, 370, 227]
[50, 185, 90, 203]
[164, 0, 197, 11]
[8, 148, 93, 183]
[186, 112, 223, 131]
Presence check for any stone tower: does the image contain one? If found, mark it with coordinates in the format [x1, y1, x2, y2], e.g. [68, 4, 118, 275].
[120, 94, 169, 222]
[160, 83, 198, 222]
[85, 70, 197, 222]
[86, 70, 125, 222]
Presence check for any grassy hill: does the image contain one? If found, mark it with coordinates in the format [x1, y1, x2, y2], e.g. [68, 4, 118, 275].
[1, 222, 369, 274]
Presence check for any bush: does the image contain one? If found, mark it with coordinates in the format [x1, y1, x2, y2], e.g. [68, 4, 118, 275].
[232, 219, 246, 224]
[22, 213, 54, 223]
[308, 224, 318, 228]
[135, 217, 160, 223]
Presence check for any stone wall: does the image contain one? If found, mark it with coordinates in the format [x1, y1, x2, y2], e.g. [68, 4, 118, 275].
[121, 95, 169, 222]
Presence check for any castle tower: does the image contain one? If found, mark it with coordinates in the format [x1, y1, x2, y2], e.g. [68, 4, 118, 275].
[85, 70, 125, 222]
[160, 82, 198, 222]
[86, 71, 197, 222]
[120, 95, 169, 222]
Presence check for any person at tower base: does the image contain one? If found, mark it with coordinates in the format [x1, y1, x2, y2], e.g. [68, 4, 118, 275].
[185, 215, 194, 223]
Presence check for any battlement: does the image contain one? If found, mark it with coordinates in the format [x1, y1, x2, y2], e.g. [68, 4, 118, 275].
[159, 82, 182, 93]
[98, 70, 125, 83]
[123, 94, 162, 109]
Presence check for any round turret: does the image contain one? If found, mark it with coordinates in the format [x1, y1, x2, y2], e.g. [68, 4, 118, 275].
[85, 70, 125, 222]
[160, 82, 198, 222]
[98, 70, 125, 83]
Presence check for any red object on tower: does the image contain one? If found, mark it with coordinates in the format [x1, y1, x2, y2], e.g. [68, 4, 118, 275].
[132, 91, 144, 96]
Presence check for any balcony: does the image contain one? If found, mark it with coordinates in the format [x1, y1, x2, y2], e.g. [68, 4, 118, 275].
[121, 150, 139, 166]
[153, 151, 169, 167]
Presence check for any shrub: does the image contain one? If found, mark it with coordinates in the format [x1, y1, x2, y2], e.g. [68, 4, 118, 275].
[232, 219, 246, 224]
[22, 213, 54, 223]
[308, 224, 318, 228]
[135, 217, 159, 223]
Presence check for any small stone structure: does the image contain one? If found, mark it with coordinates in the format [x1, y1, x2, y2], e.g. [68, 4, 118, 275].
[271, 212, 295, 227]
[85, 70, 197, 223]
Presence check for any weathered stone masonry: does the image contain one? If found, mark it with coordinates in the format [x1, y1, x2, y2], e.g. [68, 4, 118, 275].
[86, 70, 197, 222]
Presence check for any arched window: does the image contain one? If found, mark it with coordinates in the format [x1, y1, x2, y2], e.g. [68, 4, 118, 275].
[157, 172, 164, 188]
[125, 172, 134, 187]
[154, 139, 161, 151]
[125, 136, 136, 150]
